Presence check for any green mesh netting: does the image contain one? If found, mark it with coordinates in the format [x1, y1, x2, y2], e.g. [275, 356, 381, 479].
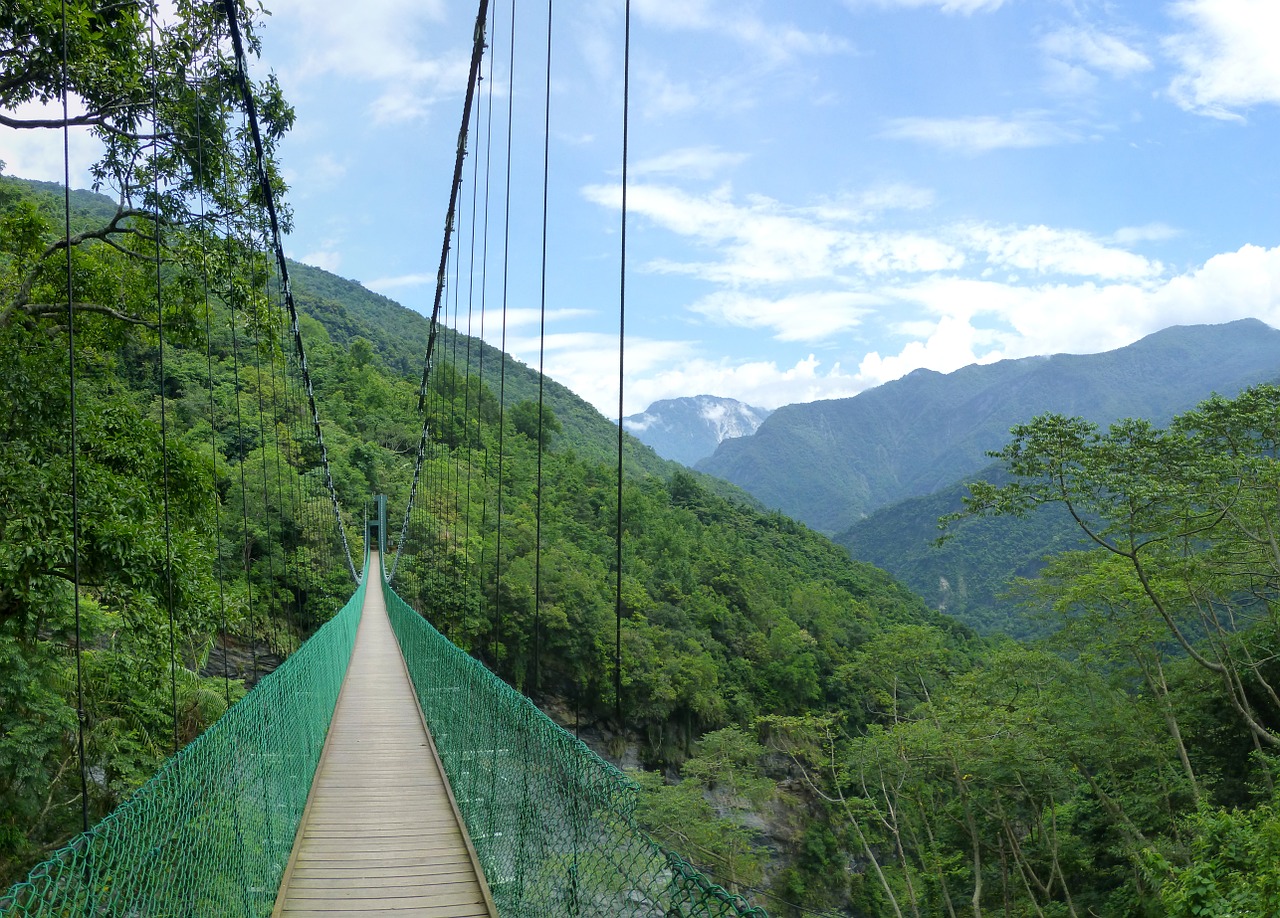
[382, 575, 769, 917]
[0, 570, 368, 918]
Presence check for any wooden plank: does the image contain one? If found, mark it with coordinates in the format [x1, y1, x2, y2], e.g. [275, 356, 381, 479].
[272, 554, 498, 918]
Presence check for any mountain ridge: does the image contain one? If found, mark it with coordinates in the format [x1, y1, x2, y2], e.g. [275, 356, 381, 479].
[698, 319, 1280, 533]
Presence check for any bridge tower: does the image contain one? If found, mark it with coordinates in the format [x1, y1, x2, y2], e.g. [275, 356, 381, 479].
[365, 494, 386, 556]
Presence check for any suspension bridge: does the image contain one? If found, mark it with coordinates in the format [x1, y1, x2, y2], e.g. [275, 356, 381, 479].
[0, 0, 770, 914]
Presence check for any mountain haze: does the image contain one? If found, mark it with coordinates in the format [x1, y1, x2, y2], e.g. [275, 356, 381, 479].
[698, 320, 1280, 533]
[624, 395, 771, 466]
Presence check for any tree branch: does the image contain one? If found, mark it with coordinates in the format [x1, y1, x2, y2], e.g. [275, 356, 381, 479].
[21, 301, 158, 330]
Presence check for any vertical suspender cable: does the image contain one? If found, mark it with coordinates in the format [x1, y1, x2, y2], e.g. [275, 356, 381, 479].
[475, 11, 499, 654]
[193, 63, 233, 705]
[148, 6, 181, 756]
[462, 98, 483, 630]
[448, 193, 466, 632]
[533, 0, 554, 693]
[225, 135, 259, 683]
[494, 0, 518, 672]
[250, 250, 281, 655]
[615, 0, 632, 728]
[60, 0, 90, 836]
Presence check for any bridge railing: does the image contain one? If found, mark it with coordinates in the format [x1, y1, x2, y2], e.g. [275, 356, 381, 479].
[0, 568, 368, 918]
[383, 577, 768, 918]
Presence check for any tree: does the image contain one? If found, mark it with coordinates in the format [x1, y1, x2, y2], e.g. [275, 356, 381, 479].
[951, 386, 1280, 749]
[510, 399, 561, 451]
[632, 726, 774, 895]
[1, 0, 293, 332]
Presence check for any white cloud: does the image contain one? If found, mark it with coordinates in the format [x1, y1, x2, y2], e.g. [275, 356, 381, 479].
[858, 314, 1000, 387]
[963, 224, 1162, 280]
[638, 70, 706, 117]
[501, 330, 698, 416]
[1111, 222, 1180, 245]
[849, 0, 1009, 14]
[365, 273, 436, 292]
[267, 0, 467, 124]
[857, 244, 1280, 391]
[300, 250, 343, 273]
[1165, 0, 1280, 119]
[690, 290, 881, 342]
[1041, 27, 1152, 80]
[882, 115, 1076, 153]
[631, 146, 747, 179]
[489, 307, 597, 329]
[634, 0, 848, 64]
[585, 183, 1156, 299]
[584, 183, 964, 286]
[628, 354, 863, 412]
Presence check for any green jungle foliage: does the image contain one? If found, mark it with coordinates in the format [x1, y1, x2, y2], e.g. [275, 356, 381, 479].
[7, 4, 1280, 912]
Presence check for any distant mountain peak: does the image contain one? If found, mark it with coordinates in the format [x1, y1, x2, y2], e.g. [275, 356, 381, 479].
[624, 395, 771, 467]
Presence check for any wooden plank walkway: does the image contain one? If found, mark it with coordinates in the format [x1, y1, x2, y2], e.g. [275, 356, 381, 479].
[274, 553, 498, 918]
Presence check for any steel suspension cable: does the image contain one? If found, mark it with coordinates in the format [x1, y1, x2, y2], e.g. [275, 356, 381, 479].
[219, 0, 359, 584]
[147, 5, 180, 756]
[191, 59, 233, 705]
[533, 0, 554, 693]
[615, 0, 633, 727]
[493, 0, 518, 673]
[389, 0, 491, 583]
[249, 244, 283, 659]
[59, 0, 89, 837]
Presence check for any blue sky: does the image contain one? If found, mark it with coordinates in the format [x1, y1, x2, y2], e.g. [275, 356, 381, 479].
[7, 0, 1280, 416]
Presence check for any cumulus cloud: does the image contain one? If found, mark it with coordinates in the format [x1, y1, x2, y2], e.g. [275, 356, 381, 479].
[266, 0, 467, 123]
[627, 354, 863, 412]
[1165, 0, 1280, 119]
[572, 172, 1280, 413]
[962, 224, 1162, 280]
[300, 250, 343, 273]
[586, 183, 1156, 296]
[882, 114, 1076, 153]
[584, 183, 965, 286]
[690, 290, 881, 342]
[498, 330, 698, 416]
[859, 244, 1280, 389]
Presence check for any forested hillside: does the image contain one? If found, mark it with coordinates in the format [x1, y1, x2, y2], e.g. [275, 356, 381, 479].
[839, 467, 1088, 639]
